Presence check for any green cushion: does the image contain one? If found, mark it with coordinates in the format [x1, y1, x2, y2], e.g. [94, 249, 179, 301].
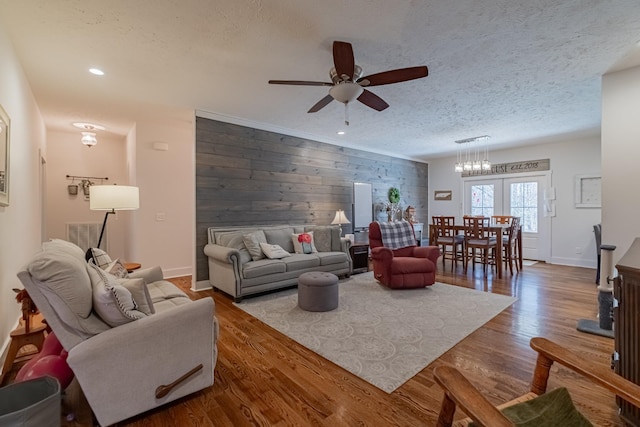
[470, 387, 593, 427]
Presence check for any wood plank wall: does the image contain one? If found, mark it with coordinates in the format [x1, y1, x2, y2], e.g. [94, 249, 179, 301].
[195, 117, 430, 281]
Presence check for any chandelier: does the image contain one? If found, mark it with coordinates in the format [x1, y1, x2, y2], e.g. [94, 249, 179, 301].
[454, 135, 491, 173]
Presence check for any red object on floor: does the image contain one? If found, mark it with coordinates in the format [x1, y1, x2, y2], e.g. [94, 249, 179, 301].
[15, 331, 74, 389]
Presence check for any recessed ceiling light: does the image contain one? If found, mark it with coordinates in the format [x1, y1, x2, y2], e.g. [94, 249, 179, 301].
[337, 131, 345, 135]
[89, 68, 104, 76]
[73, 122, 105, 131]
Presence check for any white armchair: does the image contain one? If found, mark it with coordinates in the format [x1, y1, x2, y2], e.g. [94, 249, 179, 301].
[17, 239, 218, 426]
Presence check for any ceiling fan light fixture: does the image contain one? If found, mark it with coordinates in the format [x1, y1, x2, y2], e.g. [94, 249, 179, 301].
[329, 82, 364, 104]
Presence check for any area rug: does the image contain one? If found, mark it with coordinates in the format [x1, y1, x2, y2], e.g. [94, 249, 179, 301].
[234, 272, 516, 393]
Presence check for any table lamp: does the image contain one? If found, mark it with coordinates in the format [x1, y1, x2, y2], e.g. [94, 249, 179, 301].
[89, 185, 139, 250]
[331, 209, 351, 236]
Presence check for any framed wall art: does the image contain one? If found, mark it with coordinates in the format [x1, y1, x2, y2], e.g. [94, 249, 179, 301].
[434, 190, 452, 201]
[0, 104, 10, 207]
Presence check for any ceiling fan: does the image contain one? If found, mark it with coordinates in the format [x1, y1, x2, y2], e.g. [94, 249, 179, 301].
[268, 41, 429, 125]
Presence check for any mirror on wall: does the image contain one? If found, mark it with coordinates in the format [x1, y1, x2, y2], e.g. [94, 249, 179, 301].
[0, 104, 9, 207]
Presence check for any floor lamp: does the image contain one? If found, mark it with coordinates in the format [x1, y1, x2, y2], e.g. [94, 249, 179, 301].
[86, 185, 139, 258]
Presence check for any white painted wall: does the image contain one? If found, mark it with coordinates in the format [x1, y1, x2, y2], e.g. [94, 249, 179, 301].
[131, 117, 195, 278]
[0, 26, 47, 368]
[602, 65, 640, 265]
[428, 136, 602, 268]
[45, 130, 129, 259]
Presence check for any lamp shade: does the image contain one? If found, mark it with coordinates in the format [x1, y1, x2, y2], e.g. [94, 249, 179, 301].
[89, 185, 139, 211]
[331, 209, 350, 225]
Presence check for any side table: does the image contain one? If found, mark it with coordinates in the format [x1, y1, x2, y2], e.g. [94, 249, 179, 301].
[350, 242, 370, 274]
[123, 262, 141, 273]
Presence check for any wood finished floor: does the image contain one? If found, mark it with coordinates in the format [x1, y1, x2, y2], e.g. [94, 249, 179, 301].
[58, 261, 622, 426]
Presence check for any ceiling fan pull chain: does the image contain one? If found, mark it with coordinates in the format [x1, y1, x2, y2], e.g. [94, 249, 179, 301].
[345, 102, 350, 126]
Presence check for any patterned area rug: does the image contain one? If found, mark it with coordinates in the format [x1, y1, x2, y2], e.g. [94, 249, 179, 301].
[234, 272, 516, 393]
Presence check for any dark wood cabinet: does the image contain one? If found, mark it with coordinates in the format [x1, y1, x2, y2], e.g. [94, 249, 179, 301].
[614, 237, 640, 427]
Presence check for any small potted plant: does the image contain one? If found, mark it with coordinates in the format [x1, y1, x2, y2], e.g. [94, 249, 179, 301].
[386, 187, 401, 221]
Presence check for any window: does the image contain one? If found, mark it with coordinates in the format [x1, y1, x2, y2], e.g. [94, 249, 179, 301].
[470, 184, 494, 217]
[510, 182, 537, 233]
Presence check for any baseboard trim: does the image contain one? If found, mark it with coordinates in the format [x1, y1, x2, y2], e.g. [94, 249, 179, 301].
[163, 266, 192, 279]
[550, 256, 597, 269]
[193, 280, 213, 292]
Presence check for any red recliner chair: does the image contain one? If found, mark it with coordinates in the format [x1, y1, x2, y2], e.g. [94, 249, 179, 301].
[369, 221, 440, 289]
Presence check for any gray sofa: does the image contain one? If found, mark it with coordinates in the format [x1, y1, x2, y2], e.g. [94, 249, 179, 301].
[204, 225, 352, 302]
[17, 239, 218, 426]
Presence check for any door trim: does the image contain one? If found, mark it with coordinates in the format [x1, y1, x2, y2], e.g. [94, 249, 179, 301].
[461, 171, 551, 263]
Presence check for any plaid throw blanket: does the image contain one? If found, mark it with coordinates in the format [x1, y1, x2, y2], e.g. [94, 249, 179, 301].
[377, 220, 416, 249]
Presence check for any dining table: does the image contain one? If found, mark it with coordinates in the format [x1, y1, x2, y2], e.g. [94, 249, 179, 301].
[428, 222, 523, 279]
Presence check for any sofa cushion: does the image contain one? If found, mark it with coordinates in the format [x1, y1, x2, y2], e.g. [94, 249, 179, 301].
[260, 242, 291, 259]
[88, 262, 147, 327]
[26, 250, 110, 336]
[27, 250, 93, 319]
[243, 259, 286, 279]
[304, 226, 333, 252]
[316, 251, 349, 266]
[263, 227, 295, 253]
[42, 239, 86, 261]
[282, 254, 320, 271]
[243, 230, 267, 261]
[292, 232, 318, 254]
[146, 280, 189, 303]
[118, 277, 155, 315]
[216, 231, 252, 264]
[152, 296, 192, 312]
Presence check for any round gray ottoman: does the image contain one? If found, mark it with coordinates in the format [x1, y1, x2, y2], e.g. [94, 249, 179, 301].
[297, 272, 339, 312]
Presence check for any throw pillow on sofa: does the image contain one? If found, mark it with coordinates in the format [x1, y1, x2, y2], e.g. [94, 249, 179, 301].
[105, 259, 129, 279]
[87, 262, 147, 327]
[243, 230, 268, 261]
[89, 247, 112, 269]
[259, 242, 291, 259]
[292, 232, 318, 254]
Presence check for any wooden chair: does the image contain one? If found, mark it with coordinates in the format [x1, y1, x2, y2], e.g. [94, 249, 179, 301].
[462, 216, 497, 275]
[502, 217, 520, 274]
[433, 336, 640, 426]
[432, 216, 464, 270]
[491, 215, 514, 225]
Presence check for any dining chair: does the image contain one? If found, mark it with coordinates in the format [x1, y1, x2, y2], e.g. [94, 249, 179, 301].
[432, 216, 464, 270]
[462, 216, 497, 275]
[491, 215, 514, 225]
[502, 217, 520, 274]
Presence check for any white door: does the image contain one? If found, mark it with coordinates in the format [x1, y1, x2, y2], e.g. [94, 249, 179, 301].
[464, 174, 550, 262]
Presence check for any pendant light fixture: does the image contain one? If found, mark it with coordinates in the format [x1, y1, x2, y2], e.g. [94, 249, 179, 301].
[73, 122, 106, 147]
[454, 135, 491, 174]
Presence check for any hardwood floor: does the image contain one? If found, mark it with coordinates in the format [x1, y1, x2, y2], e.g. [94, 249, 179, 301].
[57, 261, 623, 426]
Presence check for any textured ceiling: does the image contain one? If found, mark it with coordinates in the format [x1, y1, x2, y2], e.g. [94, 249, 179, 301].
[1, 0, 640, 161]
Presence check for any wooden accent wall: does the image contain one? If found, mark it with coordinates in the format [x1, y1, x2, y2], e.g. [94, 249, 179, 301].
[195, 117, 429, 281]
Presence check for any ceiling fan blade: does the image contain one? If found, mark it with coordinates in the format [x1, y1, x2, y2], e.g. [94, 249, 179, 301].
[269, 80, 333, 87]
[357, 89, 389, 111]
[357, 66, 428, 87]
[308, 95, 334, 113]
[333, 41, 355, 81]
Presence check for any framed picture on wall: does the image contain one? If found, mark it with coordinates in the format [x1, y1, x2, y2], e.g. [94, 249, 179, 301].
[0, 104, 10, 207]
[434, 190, 452, 201]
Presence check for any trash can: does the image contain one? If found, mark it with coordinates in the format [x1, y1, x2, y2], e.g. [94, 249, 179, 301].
[0, 376, 60, 427]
